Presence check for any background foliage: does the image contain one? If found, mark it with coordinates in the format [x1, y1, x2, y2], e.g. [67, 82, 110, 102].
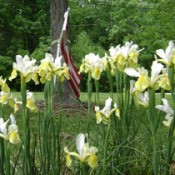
[0, 0, 174, 91]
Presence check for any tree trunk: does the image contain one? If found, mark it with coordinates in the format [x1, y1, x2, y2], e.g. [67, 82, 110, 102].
[50, 0, 78, 105]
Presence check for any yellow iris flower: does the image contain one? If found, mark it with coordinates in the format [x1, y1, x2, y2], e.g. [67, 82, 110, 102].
[124, 61, 164, 92]
[26, 91, 38, 112]
[156, 98, 174, 127]
[9, 55, 39, 85]
[137, 91, 149, 108]
[79, 53, 106, 80]
[108, 41, 142, 73]
[95, 97, 120, 124]
[0, 114, 21, 144]
[0, 92, 21, 113]
[38, 53, 70, 83]
[135, 74, 150, 92]
[64, 133, 98, 169]
[156, 40, 175, 67]
[0, 91, 8, 104]
[157, 68, 171, 90]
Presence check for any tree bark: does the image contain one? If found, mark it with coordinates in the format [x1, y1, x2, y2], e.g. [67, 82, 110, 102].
[50, 0, 78, 105]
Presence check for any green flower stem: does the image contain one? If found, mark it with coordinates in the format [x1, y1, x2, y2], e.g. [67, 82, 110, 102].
[123, 73, 130, 136]
[164, 115, 175, 175]
[115, 69, 121, 94]
[148, 88, 158, 175]
[21, 76, 27, 108]
[102, 121, 111, 175]
[152, 134, 158, 175]
[4, 141, 10, 175]
[148, 88, 156, 132]
[0, 139, 5, 175]
[0, 104, 4, 119]
[87, 72, 92, 135]
[48, 78, 54, 114]
[42, 81, 51, 173]
[49, 78, 56, 175]
[165, 66, 175, 174]
[94, 80, 99, 105]
[51, 117, 56, 174]
[0, 104, 5, 175]
[106, 68, 114, 98]
[80, 163, 89, 175]
[168, 67, 175, 105]
[21, 76, 31, 175]
[115, 70, 123, 109]
[56, 80, 62, 175]
[115, 70, 124, 171]
[160, 89, 165, 103]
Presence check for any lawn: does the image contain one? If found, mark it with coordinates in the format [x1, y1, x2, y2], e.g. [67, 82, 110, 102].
[6, 91, 173, 174]
[11, 91, 172, 104]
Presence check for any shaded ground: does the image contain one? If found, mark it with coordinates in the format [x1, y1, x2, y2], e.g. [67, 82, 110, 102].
[36, 100, 89, 116]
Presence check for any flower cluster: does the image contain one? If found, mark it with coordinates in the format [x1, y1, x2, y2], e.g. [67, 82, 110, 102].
[79, 53, 107, 80]
[9, 53, 70, 84]
[119, 41, 174, 111]
[64, 133, 98, 169]
[0, 90, 38, 113]
[0, 91, 21, 113]
[123, 41, 175, 128]
[0, 114, 20, 144]
[38, 53, 69, 83]
[107, 41, 142, 74]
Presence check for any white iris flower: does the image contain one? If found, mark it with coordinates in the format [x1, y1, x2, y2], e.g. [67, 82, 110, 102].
[64, 133, 98, 168]
[156, 98, 174, 127]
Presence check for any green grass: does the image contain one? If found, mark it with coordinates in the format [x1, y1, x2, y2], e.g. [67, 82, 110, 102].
[11, 92, 44, 101]
[79, 92, 117, 103]
[11, 91, 117, 103]
[11, 91, 172, 105]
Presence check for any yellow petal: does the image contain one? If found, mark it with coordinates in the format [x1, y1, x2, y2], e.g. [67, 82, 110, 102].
[9, 69, 17, 81]
[128, 59, 138, 69]
[40, 77, 47, 84]
[25, 73, 32, 83]
[88, 154, 98, 169]
[79, 64, 85, 73]
[115, 109, 120, 119]
[129, 51, 138, 63]
[158, 76, 171, 90]
[118, 55, 126, 65]
[96, 112, 102, 124]
[117, 63, 125, 72]
[32, 73, 39, 85]
[66, 154, 72, 167]
[26, 99, 38, 112]
[14, 103, 19, 113]
[135, 75, 150, 92]
[1, 84, 10, 93]
[163, 121, 171, 127]
[92, 67, 101, 80]
[64, 69, 70, 80]
[8, 131, 21, 144]
[1, 94, 8, 104]
[46, 72, 52, 81]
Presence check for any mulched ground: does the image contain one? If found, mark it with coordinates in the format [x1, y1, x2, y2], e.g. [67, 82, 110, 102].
[36, 100, 90, 116]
